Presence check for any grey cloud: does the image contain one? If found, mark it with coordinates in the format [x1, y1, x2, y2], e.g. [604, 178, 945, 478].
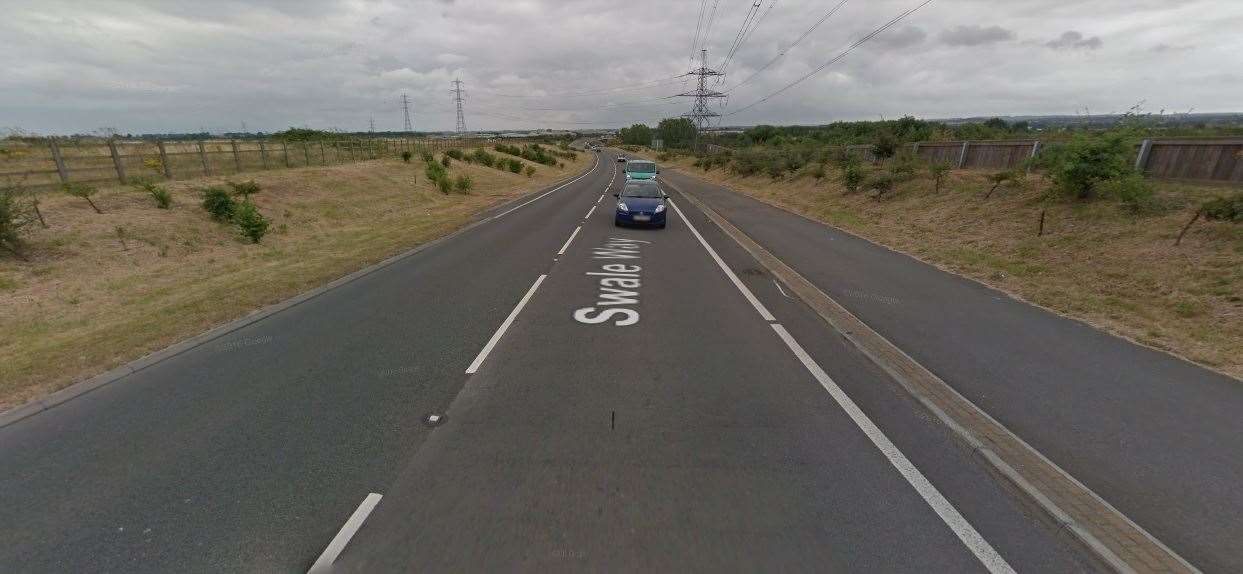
[1151, 43, 1194, 53]
[1046, 31, 1103, 50]
[939, 25, 1016, 47]
[870, 25, 927, 49]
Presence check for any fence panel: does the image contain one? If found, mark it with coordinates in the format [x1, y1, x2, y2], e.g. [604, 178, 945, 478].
[963, 140, 1038, 170]
[913, 142, 963, 166]
[1141, 139, 1243, 183]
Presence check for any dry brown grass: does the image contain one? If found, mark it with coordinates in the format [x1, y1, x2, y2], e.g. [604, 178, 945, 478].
[0, 151, 590, 410]
[658, 153, 1242, 379]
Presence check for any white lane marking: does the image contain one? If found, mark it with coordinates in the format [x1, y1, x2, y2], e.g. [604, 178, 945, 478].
[770, 323, 1015, 574]
[597, 194, 604, 203]
[465, 275, 547, 374]
[491, 155, 599, 220]
[308, 493, 383, 574]
[772, 279, 792, 299]
[584, 205, 597, 219]
[557, 226, 582, 256]
[669, 200, 776, 322]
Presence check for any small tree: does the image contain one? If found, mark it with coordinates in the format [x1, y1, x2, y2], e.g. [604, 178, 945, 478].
[134, 180, 172, 208]
[0, 183, 36, 259]
[63, 182, 103, 213]
[1044, 132, 1134, 200]
[454, 174, 473, 193]
[232, 202, 270, 243]
[871, 131, 899, 164]
[437, 176, 452, 194]
[227, 180, 261, 203]
[440, 155, 452, 168]
[524, 166, 536, 178]
[929, 163, 951, 193]
[983, 170, 1018, 199]
[842, 164, 866, 193]
[401, 150, 412, 163]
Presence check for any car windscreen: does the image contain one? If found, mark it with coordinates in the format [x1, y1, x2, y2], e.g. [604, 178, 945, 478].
[625, 161, 656, 173]
[620, 184, 663, 198]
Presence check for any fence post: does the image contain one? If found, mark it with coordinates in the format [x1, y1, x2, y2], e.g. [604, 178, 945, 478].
[157, 140, 173, 178]
[49, 139, 69, 184]
[198, 141, 212, 176]
[1027, 141, 1041, 173]
[319, 141, 327, 164]
[957, 141, 970, 169]
[1134, 138, 1153, 173]
[259, 141, 269, 169]
[230, 140, 241, 172]
[108, 140, 127, 183]
[282, 142, 290, 167]
[303, 143, 310, 166]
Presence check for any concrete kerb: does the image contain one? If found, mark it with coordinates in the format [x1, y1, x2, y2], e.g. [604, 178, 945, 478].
[0, 156, 601, 430]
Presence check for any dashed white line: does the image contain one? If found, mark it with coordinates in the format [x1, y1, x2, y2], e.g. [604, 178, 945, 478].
[308, 493, 383, 574]
[597, 194, 604, 204]
[465, 274, 547, 374]
[557, 226, 582, 256]
[669, 201, 775, 322]
[770, 324, 1015, 574]
[584, 205, 597, 219]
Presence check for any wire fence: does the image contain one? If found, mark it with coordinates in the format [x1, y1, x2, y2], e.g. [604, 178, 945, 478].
[0, 137, 488, 189]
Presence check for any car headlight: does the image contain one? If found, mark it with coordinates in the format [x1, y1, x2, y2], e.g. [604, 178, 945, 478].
[654, 204, 666, 213]
[617, 202, 629, 212]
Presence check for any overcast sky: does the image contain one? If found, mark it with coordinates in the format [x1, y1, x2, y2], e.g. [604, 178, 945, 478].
[2, 0, 1241, 135]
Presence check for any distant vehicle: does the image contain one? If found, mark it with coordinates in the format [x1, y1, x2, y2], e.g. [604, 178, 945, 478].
[616, 154, 627, 162]
[624, 160, 657, 181]
[614, 180, 667, 228]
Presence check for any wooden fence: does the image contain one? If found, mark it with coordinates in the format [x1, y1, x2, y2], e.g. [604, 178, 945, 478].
[0, 137, 486, 189]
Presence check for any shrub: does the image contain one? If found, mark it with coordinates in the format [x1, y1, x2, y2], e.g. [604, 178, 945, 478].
[454, 175, 473, 193]
[871, 131, 899, 163]
[867, 172, 896, 197]
[232, 202, 270, 243]
[470, 148, 496, 167]
[809, 164, 827, 180]
[0, 183, 36, 259]
[425, 160, 447, 183]
[890, 160, 918, 183]
[135, 181, 172, 208]
[1203, 194, 1242, 222]
[524, 166, 536, 178]
[445, 149, 464, 160]
[420, 150, 434, 163]
[440, 155, 451, 168]
[200, 186, 237, 222]
[507, 159, 523, 173]
[928, 163, 951, 193]
[1042, 132, 1136, 200]
[227, 180, 261, 202]
[1100, 173, 1156, 213]
[842, 164, 866, 193]
[401, 151, 412, 163]
[62, 182, 103, 213]
[437, 176, 452, 194]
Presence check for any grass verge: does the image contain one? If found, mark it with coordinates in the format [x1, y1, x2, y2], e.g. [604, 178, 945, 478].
[0, 151, 589, 410]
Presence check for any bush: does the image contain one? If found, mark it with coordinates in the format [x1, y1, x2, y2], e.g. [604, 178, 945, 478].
[0, 183, 36, 259]
[524, 166, 536, 178]
[135, 181, 172, 208]
[445, 149, 464, 160]
[1042, 132, 1136, 200]
[809, 164, 827, 180]
[470, 148, 496, 167]
[1203, 194, 1242, 222]
[200, 186, 237, 222]
[1100, 173, 1156, 213]
[420, 150, 434, 163]
[62, 182, 103, 213]
[440, 155, 452, 168]
[872, 131, 899, 162]
[227, 180, 261, 202]
[425, 160, 447, 183]
[867, 172, 896, 197]
[842, 164, 866, 193]
[232, 202, 270, 243]
[401, 151, 412, 163]
[454, 175, 473, 193]
[437, 176, 452, 194]
[507, 159, 523, 174]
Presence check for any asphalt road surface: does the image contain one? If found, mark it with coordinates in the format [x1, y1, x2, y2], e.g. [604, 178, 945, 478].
[4, 151, 1108, 572]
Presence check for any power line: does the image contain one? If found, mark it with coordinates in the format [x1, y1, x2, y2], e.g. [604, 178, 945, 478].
[725, 0, 935, 117]
[722, 0, 850, 94]
[474, 75, 689, 99]
[690, 0, 709, 61]
[451, 79, 467, 132]
[723, 0, 777, 76]
[719, 1, 763, 76]
[699, 0, 722, 53]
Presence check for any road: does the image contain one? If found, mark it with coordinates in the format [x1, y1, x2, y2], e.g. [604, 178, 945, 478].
[2, 150, 1100, 572]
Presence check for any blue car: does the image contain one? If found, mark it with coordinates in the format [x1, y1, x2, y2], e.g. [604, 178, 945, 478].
[614, 180, 668, 228]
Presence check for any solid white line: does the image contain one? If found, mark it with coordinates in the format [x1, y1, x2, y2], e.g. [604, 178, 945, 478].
[770, 323, 1015, 574]
[772, 279, 792, 299]
[557, 226, 582, 255]
[465, 275, 546, 374]
[669, 201, 776, 322]
[492, 155, 599, 220]
[308, 493, 383, 574]
[584, 205, 597, 219]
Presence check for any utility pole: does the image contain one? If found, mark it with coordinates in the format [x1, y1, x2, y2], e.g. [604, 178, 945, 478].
[677, 49, 726, 133]
[369, 115, 375, 133]
[401, 93, 414, 133]
[451, 79, 467, 132]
